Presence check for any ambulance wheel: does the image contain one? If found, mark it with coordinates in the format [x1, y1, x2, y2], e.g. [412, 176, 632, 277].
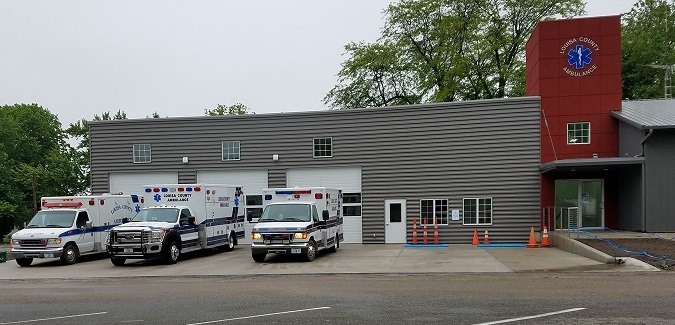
[305, 240, 317, 262]
[223, 232, 235, 252]
[164, 240, 180, 264]
[110, 257, 126, 266]
[61, 244, 78, 265]
[252, 253, 266, 262]
[329, 235, 339, 253]
[16, 258, 33, 267]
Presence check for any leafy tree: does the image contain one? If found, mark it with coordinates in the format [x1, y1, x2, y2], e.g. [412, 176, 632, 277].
[204, 103, 252, 116]
[0, 104, 86, 227]
[622, 0, 675, 99]
[65, 109, 128, 196]
[325, 0, 585, 109]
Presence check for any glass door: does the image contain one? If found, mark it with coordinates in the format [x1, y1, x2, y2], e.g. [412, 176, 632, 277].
[554, 179, 604, 229]
[580, 180, 603, 228]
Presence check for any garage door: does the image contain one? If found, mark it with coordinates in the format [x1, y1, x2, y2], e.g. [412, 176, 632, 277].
[109, 172, 177, 196]
[197, 169, 268, 244]
[287, 167, 362, 243]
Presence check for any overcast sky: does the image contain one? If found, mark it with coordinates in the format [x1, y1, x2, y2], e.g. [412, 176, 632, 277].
[0, 1, 639, 127]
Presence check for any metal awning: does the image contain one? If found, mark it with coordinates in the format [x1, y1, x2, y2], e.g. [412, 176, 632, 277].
[539, 157, 645, 174]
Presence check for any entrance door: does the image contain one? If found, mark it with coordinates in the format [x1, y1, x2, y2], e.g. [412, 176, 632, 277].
[554, 179, 604, 229]
[384, 199, 406, 243]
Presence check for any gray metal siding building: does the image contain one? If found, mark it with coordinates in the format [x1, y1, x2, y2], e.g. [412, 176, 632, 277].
[90, 97, 542, 244]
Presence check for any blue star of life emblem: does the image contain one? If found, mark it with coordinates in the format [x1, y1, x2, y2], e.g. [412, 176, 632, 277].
[567, 44, 592, 70]
[154, 194, 162, 202]
[135, 204, 141, 213]
[234, 197, 239, 207]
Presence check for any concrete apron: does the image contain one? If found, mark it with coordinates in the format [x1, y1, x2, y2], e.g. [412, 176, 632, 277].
[0, 243, 658, 280]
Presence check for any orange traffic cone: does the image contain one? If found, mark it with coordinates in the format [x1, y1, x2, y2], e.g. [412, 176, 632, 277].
[483, 229, 490, 244]
[472, 229, 479, 245]
[526, 227, 540, 248]
[423, 218, 428, 244]
[412, 218, 418, 244]
[540, 225, 551, 247]
[433, 219, 439, 244]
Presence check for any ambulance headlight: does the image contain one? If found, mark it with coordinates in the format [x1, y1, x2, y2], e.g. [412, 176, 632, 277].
[294, 232, 307, 239]
[12, 239, 20, 245]
[252, 233, 262, 240]
[47, 238, 61, 245]
[151, 230, 165, 242]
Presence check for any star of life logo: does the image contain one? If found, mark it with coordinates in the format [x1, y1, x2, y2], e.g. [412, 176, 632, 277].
[560, 37, 599, 77]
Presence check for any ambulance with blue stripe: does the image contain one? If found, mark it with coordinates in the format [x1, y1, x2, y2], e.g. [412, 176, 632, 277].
[106, 184, 244, 265]
[10, 194, 144, 267]
[250, 187, 342, 262]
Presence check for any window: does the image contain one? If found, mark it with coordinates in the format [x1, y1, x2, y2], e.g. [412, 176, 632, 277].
[313, 137, 332, 158]
[133, 144, 151, 163]
[567, 122, 590, 144]
[420, 199, 448, 225]
[246, 195, 263, 222]
[222, 141, 240, 160]
[463, 198, 493, 225]
[343, 193, 362, 217]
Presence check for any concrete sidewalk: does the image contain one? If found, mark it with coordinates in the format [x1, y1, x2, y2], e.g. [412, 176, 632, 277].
[0, 243, 657, 280]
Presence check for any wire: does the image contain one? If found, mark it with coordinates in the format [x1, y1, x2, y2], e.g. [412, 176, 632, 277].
[580, 229, 675, 263]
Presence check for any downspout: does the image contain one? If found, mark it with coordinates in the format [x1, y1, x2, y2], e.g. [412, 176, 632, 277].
[640, 129, 653, 232]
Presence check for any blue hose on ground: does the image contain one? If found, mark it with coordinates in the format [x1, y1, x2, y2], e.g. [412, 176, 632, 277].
[603, 226, 675, 241]
[580, 230, 675, 263]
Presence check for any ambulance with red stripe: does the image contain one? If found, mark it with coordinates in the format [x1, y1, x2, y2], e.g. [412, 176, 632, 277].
[249, 187, 342, 262]
[10, 194, 143, 267]
[106, 184, 244, 265]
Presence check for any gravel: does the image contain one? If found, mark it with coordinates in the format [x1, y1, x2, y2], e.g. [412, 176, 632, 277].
[577, 237, 675, 270]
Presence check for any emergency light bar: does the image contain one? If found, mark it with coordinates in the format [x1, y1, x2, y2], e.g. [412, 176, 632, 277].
[42, 201, 83, 208]
[145, 187, 201, 193]
[275, 190, 311, 195]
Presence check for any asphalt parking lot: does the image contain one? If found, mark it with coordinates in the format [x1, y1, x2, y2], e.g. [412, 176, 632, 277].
[0, 243, 657, 279]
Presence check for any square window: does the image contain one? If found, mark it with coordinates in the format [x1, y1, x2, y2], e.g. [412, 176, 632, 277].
[567, 122, 590, 144]
[222, 141, 240, 161]
[462, 198, 493, 226]
[133, 144, 151, 163]
[313, 137, 333, 158]
[420, 199, 448, 225]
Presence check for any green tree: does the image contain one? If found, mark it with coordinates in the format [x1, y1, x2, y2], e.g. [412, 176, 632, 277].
[622, 0, 675, 99]
[325, 0, 585, 109]
[64, 110, 128, 196]
[204, 103, 252, 116]
[0, 104, 86, 227]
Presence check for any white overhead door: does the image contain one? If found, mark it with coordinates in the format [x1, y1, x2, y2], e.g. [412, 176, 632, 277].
[287, 167, 362, 243]
[109, 172, 177, 196]
[197, 169, 268, 245]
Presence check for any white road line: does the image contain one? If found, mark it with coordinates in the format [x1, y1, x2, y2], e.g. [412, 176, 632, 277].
[473, 308, 587, 325]
[0, 312, 108, 325]
[186, 307, 331, 325]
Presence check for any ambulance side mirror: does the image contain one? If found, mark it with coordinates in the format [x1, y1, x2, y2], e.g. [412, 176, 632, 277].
[246, 211, 253, 222]
[322, 210, 329, 221]
[122, 218, 130, 224]
[188, 217, 196, 225]
[85, 221, 93, 228]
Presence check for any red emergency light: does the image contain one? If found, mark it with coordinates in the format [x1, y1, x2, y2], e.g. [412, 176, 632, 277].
[43, 202, 83, 208]
[315, 193, 323, 199]
[276, 190, 311, 195]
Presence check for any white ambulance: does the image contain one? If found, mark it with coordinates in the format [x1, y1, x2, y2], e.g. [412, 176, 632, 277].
[10, 194, 144, 266]
[106, 184, 244, 265]
[250, 187, 342, 262]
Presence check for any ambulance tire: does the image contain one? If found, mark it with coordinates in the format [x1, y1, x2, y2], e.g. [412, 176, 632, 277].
[223, 232, 235, 252]
[61, 244, 78, 265]
[329, 235, 339, 253]
[252, 253, 266, 262]
[164, 240, 180, 264]
[16, 258, 33, 267]
[305, 240, 317, 262]
[110, 257, 126, 266]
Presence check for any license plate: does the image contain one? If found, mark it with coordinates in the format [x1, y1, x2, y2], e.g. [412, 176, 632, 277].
[44, 253, 54, 258]
[263, 240, 270, 245]
[291, 248, 301, 254]
[124, 248, 133, 254]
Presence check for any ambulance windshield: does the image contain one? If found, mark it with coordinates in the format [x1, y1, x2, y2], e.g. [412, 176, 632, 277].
[132, 208, 180, 223]
[26, 210, 76, 228]
[259, 204, 311, 222]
